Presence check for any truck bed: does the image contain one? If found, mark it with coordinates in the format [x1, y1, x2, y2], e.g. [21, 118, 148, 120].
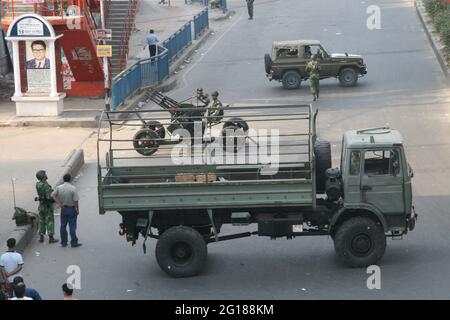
[100, 163, 314, 211]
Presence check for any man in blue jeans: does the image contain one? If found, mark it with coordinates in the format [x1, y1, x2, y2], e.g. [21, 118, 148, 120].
[51, 174, 82, 248]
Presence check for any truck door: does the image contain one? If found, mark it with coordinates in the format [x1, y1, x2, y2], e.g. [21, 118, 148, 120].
[360, 149, 404, 214]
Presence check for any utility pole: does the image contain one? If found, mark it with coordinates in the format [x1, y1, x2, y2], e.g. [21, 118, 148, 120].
[99, 0, 111, 111]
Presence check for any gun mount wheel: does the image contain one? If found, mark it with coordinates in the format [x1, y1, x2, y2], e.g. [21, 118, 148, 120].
[334, 217, 386, 268]
[144, 120, 166, 139]
[314, 140, 332, 194]
[133, 129, 160, 156]
[339, 67, 358, 87]
[222, 118, 249, 153]
[282, 71, 301, 89]
[155, 226, 207, 278]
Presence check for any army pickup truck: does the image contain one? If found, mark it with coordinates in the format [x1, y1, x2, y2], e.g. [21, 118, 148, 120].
[97, 104, 416, 278]
[265, 40, 368, 89]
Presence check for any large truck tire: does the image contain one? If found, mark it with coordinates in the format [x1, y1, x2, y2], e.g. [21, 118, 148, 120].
[155, 226, 207, 278]
[264, 53, 272, 74]
[334, 217, 386, 268]
[314, 140, 332, 193]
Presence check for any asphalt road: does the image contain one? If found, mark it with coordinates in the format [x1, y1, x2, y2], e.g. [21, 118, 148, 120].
[17, 0, 450, 299]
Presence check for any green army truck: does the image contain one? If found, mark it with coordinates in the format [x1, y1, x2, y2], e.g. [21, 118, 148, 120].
[265, 40, 368, 89]
[97, 104, 416, 278]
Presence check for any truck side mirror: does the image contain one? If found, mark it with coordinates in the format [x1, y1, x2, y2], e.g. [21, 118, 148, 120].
[408, 165, 414, 178]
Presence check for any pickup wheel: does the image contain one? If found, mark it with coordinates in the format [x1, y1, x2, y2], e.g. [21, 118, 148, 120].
[264, 53, 272, 74]
[145, 120, 166, 139]
[133, 129, 160, 156]
[282, 71, 301, 89]
[339, 68, 358, 87]
[155, 226, 207, 278]
[334, 217, 386, 268]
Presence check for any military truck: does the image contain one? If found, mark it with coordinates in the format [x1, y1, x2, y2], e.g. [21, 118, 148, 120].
[265, 40, 368, 89]
[97, 104, 416, 278]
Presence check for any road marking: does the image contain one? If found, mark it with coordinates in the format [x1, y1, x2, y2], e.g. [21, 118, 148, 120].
[175, 10, 245, 93]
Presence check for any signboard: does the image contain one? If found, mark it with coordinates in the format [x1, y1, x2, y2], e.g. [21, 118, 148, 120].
[17, 18, 44, 36]
[96, 29, 112, 41]
[27, 68, 51, 93]
[96, 45, 112, 57]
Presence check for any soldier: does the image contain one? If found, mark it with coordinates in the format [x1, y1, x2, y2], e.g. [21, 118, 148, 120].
[35, 170, 58, 244]
[208, 91, 223, 124]
[196, 88, 210, 107]
[304, 46, 312, 59]
[305, 54, 321, 101]
[246, 0, 254, 20]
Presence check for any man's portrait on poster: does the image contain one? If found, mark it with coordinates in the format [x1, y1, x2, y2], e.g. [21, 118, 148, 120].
[26, 40, 50, 69]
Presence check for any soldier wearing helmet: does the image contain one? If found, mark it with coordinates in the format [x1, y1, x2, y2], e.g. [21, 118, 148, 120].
[196, 88, 210, 107]
[35, 170, 58, 244]
[208, 91, 223, 124]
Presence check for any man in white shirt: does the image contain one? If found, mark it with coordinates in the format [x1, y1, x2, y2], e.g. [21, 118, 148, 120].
[0, 238, 24, 296]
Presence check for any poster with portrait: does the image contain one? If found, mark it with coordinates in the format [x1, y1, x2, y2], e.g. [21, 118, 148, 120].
[25, 40, 51, 93]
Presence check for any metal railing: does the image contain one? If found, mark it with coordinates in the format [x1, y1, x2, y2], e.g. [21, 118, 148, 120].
[1, 0, 86, 20]
[111, 45, 168, 110]
[193, 8, 209, 40]
[117, 0, 138, 72]
[162, 21, 192, 63]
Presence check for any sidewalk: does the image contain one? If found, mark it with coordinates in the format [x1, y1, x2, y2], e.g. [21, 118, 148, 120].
[0, 126, 95, 249]
[127, 0, 232, 67]
[0, 96, 105, 128]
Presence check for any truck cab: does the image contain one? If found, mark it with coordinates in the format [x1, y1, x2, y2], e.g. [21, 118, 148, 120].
[337, 128, 415, 235]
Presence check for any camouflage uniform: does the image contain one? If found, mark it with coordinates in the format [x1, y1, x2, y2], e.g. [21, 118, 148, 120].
[208, 93, 223, 124]
[246, 0, 254, 19]
[305, 55, 321, 101]
[36, 180, 55, 238]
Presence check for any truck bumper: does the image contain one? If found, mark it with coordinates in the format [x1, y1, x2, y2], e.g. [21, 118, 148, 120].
[359, 65, 367, 75]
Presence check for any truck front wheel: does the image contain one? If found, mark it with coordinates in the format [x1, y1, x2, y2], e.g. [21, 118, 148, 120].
[338, 68, 358, 87]
[155, 226, 207, 278]
[334, 217, 386, 268]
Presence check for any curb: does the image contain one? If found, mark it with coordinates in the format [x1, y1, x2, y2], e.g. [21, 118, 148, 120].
[415, 0, 450, 83]
[212, 10, 235, 21]
[5, 148, 85, 253]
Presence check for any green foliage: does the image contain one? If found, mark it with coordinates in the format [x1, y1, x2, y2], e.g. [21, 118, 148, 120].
[424, 0, 450, 53]
[424, 0, 447, 18]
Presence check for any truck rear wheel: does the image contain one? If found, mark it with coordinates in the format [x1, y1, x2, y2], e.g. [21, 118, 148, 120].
[314, 140, 332, 194]
[339, 68, 358, 87]
[155, 226, 207, 278]
[282, 71, 301, 89]
[334, 217, 386, 268]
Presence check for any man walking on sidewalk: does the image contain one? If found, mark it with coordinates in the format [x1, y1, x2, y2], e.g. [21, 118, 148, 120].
[246, 0, 255, 20]
[35, 170, 58, 244]
[144, 29, 159, 59]
[52, 174, 82, 248]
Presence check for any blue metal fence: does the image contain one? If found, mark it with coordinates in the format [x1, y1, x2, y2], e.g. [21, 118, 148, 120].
[112, 8, 210, 110]
[194, 8, 209, 40]
[112, 46, 169, 110]
[220, 0, 227, 12]
[162, 22, 192, 63]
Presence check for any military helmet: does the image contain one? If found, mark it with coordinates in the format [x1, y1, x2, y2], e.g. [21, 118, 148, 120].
[36, 170, 46, 180]
[211, 91, 219, 97]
